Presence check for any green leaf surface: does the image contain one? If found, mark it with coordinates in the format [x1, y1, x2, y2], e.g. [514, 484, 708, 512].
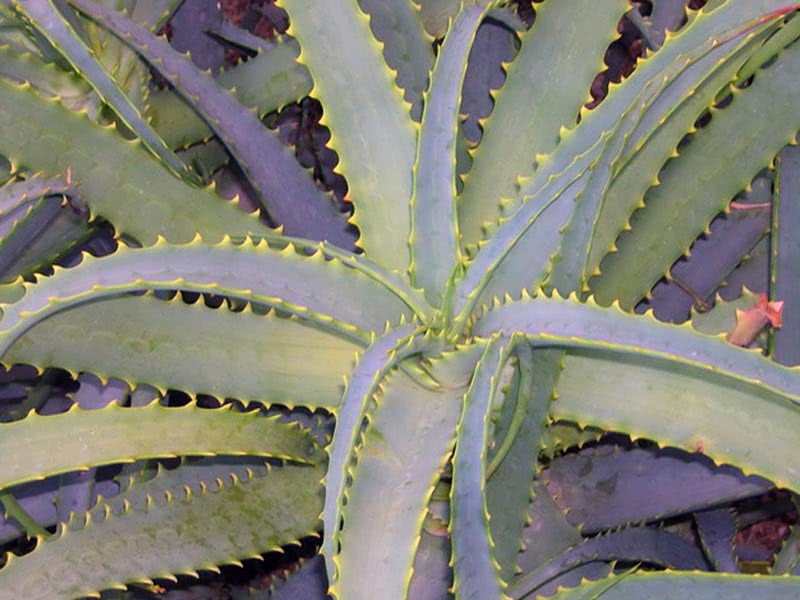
[457, 0, 627, 248]
[474, 294, 800, 405]
[0, 462, 324, 599]
[549, 571, 800, 599]
[552, 350, 800, 491]
[358, 0, 433, 119]
[147, 38, 313, 150]
[279, 0, 417, 274]
[0, 77, 264, 244]
[68, 0, 350, 247]
[450, 334, 513, 600]
[592, 20, 800, 308]
[487, 347, 562, 583]
[13, 0, 195, 183]
[0, 239, 418, 356]
[4, 293, 360, 409]
[0, 402, 320, 489]
[411, 3, 487, 306]
[322, 323, 426, 582]
[333, 367, 464, 600]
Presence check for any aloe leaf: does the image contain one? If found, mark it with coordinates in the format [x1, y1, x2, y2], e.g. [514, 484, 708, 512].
[322, 322, 428, 582]
[467, 7, 781, 321]
[0, 462, 324, 599]
[487, 347, 562, 583]
[5, 294, 360, 409]
[696, 507, 739, 572]
[509, 526, 709, 600]
[545, 2, 789, 292]
[0, 46, 98, 114]
[0, 239, 422, 356]
[0, 78, 264, 244]
[771, 145, 800, 365]
[0, 195, 90, 282]
[592, 20, 800, 308]
[67, 0, 350, 248]
[544, 445, 769, 534]
[450, 334, 515, 600]
[551, 349, 800, 493]
[411, 3, 487, 307]
[0, 401, 319, 489]
[147, 38, 313, 150]
[13, 0, 197, 183]
[549, 571, 800, 599]
[278, 0, 417, 274]
[358, 0, 433, 120]
[735, 12, 800, 83]
[457, 0, 628, 248]
[0, 174, 74, 233]
[474, 294, 800, 405]
[333, 367, 464, 599]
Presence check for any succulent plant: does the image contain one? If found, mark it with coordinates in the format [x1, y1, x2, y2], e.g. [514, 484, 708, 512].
[2, 0, 800, 598]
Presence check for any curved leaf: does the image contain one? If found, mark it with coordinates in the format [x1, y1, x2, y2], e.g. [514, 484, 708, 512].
[322, 323, 430, 582]
[0, 238, 420, 358]
[13, 0, 195, 183]
[411, 3, 487, 306]
[279, 0, 417, 273]
[4, 293, 360, 409]
[67, 0, 351, 248]
[0, 462, 324, 599]
[333, 367, 464, 599]
[450, 334, 514, 600]
[0, 401, 319, 489]
[0, 78, 263, 244]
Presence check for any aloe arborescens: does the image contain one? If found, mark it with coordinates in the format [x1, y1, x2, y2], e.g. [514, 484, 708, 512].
[2, 1, 800, 598]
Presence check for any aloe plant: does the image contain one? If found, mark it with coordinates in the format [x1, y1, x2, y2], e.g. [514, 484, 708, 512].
[2, 0, 800, 598]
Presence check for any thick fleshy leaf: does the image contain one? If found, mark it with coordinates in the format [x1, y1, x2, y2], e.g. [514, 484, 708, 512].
[358, 0, 433, 120]
[279, 0, 417, 273]
[0, 78, 264, 244]
[13, 0, 195, 183]
[548, 571, 800, 599]
[552, 350, 800, 491]
[4, 294, 360, 409]
[411, 3, 487, 306]
[0, 238, 422, 357]
[0, 462, 324, 599]
[0, 401, 319, 489]
[592, 19, 800, 308]
[333, 366, 465, 599]
[457, 0, 628, 248]
[68, 0, 351, 248]
[322, 323, 427, 581]
[450, 334, 514, 600]
[147, 37, 313, 150]
[487, 347, 562, 583]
